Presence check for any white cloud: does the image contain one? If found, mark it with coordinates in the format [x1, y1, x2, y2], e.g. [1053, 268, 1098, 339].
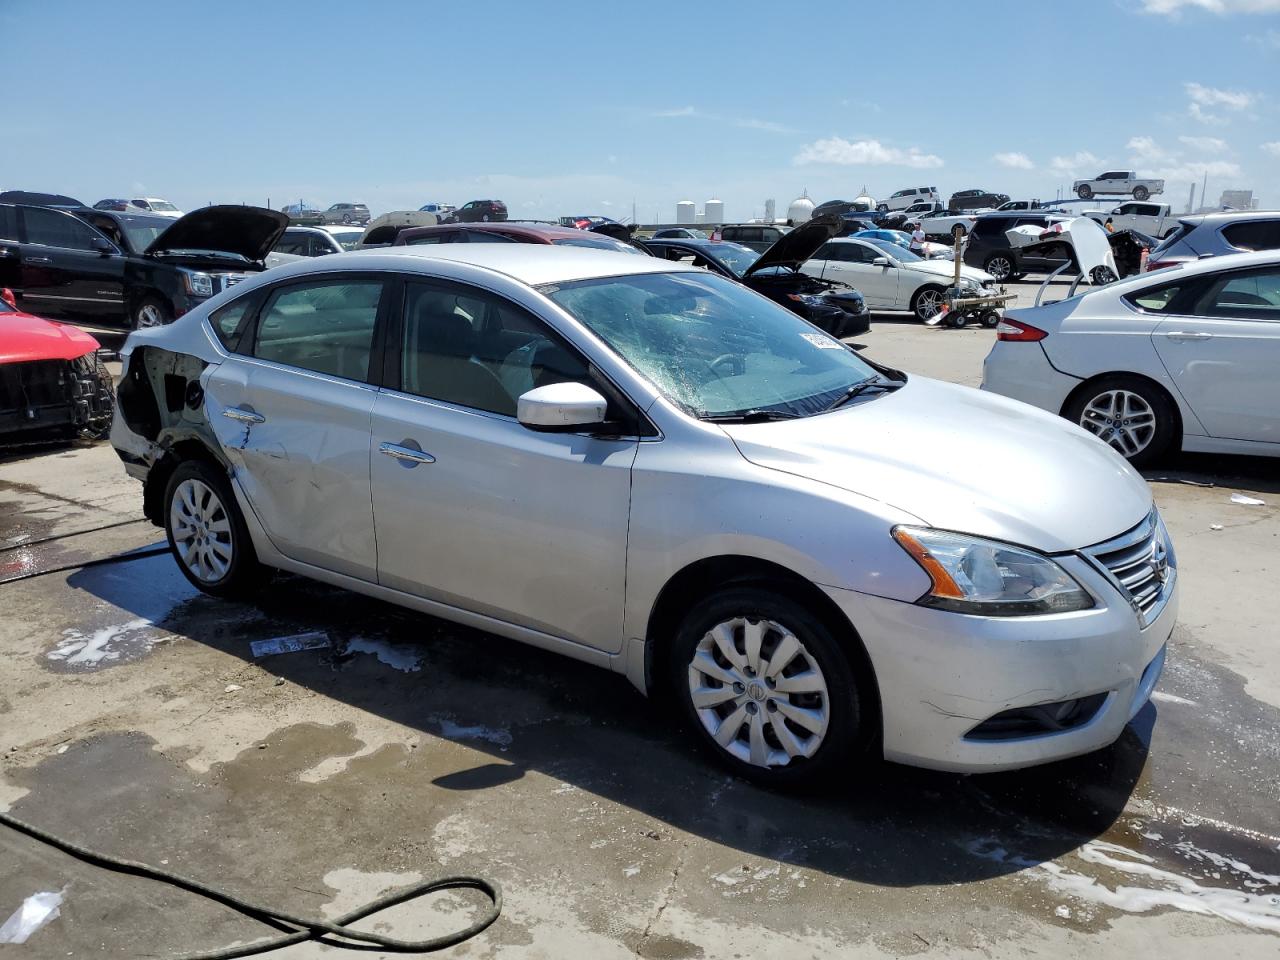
[1248, 27, 1280, 47]
[1185, 82, 1258, 123]
[1141, 0, 1280, 13]
[1262, 141, 1280, 157]
[1178, 135, 1229, 153]
[793, 137, 943, 169]
[651, 106, 697, 118]
[1124, 136, 1241, 181]
[1048, 151, 1102, 178]
[993, 151, 1034, 169]
[734, 117, 796, 134]
[649, 106, 792, 133]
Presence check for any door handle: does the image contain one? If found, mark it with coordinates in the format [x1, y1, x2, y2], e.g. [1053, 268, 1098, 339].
[24, 256, 52, 264]
[222, 407, 266, 424]
[1163, 331, 1213, 341]
[379, 442, 435, 466]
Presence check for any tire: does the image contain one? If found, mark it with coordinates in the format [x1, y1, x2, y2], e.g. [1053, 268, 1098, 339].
[981, 310, 1002, 328]
[1133, 186, 1149, 201]
[342, 213, 353, 224]
[133, 295, 171, 331]
[164, 459, 263, 599]
[876, 203, 888, 213]
[911, 285, 946, 323]
[481, 214, 491, 222]
[983, 254, 1015, 282]
[668, 586, 868, 788]
[1077, 184, 1093, 199]
[1063, 375, 1178, 467]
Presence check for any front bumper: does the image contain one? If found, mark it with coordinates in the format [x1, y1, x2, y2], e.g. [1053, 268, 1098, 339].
[821, 555, 1177, 773]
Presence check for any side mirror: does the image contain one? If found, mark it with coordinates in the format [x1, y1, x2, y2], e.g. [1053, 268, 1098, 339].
[872, 257, 890, 266]
[517, 382, 607, 431]
[91, 236, 115, 255]
[1, 288, 16, 308]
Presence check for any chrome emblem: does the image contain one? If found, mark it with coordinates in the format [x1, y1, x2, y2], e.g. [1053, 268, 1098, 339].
[1152, 539, 1170, 582]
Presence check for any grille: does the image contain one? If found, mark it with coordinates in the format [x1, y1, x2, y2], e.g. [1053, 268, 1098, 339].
[0, 359, 71, 412]
[1084, 511, 1174, 627]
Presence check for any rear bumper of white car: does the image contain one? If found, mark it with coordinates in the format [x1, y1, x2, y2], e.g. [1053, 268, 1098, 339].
[821, 557, 1176, 773]
[981, 341, 1080, 414]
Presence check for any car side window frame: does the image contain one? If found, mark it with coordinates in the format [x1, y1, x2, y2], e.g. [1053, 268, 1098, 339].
[379, 275, 656, 438]
[236, 271, 397, 386]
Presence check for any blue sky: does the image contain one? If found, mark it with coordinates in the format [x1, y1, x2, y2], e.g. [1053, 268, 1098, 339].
[3, 0, 1278, 221]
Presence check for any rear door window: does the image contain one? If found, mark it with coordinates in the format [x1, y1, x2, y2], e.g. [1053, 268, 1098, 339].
[0, 206, 16, 241]
[1192, 268, 1280, 321]
[252, 279, 383, 381]
[1222, 220, 1280, 252]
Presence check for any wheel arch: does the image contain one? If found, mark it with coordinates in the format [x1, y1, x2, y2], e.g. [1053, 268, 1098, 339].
[642, 555, 882, 732]
[1059, 371, 1185, 449]
[142, 436, 230, 526]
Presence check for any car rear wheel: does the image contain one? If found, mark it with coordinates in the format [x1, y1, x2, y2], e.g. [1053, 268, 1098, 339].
[1133, 186, 1150, 201]
[1077, 184, 1093, 199]
[983, 254, 1015, 282]
[911, 286, 946, 322]
[133, 296, 171, 331]
[342, 213, 353, 223]
[1064, 376, 1177, 467]
[670, 587, 867, 788]
[164, 460, 262, 598]
[481, 214, 491, 222]
[876, 203, 888, 213]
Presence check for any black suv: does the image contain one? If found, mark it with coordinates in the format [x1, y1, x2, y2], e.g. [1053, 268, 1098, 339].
[445, 200, 508, 223]
[962, 212, 1071, 281]
[948, 189, 1010, 212]
[0, 204, 287, 329]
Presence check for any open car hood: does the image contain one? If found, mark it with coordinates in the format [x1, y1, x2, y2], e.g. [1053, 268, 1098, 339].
[144, 205, 289, 262]
[744, 215, 840, 277]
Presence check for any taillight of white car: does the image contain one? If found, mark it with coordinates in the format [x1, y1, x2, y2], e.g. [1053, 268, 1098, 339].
[996, 319, 1048, 342]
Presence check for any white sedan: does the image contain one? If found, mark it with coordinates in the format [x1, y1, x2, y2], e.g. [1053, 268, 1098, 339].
[982, 250, 1280, 465]
[802, 237, 998, 321]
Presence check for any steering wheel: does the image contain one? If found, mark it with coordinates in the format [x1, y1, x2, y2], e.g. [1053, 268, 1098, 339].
[709, 354, 746, 377]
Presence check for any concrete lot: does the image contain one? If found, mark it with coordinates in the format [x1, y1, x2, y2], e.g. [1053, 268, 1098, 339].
[2, 291, 1278, 957]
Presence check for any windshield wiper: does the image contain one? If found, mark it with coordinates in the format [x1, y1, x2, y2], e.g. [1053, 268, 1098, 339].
[699, 409, 801, 423]
[822, 376, 902, 413]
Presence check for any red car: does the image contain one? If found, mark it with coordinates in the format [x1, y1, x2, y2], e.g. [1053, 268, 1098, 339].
[1, 288, 114, 443]
[391, 222, 644, 254]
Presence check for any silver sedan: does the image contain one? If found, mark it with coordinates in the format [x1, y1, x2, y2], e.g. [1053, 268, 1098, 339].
[111, 244, 1176, 786]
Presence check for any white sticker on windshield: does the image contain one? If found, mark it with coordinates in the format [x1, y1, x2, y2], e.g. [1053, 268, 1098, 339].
[801, 332, 842, 349]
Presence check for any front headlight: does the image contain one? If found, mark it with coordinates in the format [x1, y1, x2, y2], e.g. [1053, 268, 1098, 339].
[183, 271, 215, 297]
[892, 526, 1094, 616]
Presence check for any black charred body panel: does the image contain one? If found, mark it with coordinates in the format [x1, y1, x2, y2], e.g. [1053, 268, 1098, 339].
[0, 355, 114, 441]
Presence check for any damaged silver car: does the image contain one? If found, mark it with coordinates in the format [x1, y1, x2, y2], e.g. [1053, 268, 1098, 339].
[111, 244, 1176, 786]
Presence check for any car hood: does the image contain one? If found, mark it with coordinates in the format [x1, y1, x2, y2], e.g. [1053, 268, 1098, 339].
[721, 376, 1151, 553]
[745, 216, 840, 277]
[1, 312, 100, 363]
[904, 256, 993, 284]
[144, 205, 289, 261]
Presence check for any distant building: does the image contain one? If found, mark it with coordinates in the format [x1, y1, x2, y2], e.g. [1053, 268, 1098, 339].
[1219, 189, 1256, 210]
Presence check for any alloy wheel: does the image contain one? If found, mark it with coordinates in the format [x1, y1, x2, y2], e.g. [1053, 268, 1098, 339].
[686, 617, 830, 768]
[136, 304, 165, 329]
[915, 288, 945, 321]
[985, 256, 1012, 281]
[1079, 389, 1157, 458]
[170, 478, 234, 583]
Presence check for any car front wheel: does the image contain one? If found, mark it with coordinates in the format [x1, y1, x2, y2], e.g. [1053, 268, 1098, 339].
[670, 587, 867, 787]
[1064, 376, 1177, 467]
[164, 460, 262, 598]
[911, 286, 946, 322]
[983, 254, 1014, 282]
[133, 296, 171, 331]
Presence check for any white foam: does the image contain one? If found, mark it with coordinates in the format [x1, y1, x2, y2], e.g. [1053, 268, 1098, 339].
[964, 837, 1280, 933]
[344, 637, 422, 673]
[47, 618, 160, 666]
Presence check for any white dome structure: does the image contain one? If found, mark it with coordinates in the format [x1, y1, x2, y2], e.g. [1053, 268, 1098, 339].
[787, 193, 814, 224]
[704, 198, 724, 224]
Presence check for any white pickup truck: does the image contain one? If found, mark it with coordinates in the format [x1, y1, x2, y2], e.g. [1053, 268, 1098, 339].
[1084, 202, 1181, 238]
[1073, 171, 1164, 201]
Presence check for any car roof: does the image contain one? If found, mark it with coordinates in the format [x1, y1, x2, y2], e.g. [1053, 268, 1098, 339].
[1182, 210, 1280, 224]
[345, 242, 695, 285]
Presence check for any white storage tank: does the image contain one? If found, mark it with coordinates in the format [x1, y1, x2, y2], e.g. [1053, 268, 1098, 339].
[764, 198, 776, 222]
[787, 193, 814, 224]
[676, 200, 695, 224]
[704, 198, 724, 224]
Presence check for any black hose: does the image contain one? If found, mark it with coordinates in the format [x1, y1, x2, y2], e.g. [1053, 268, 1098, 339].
[0, 545, 170, 585]
[0, 517, 150, 553]
[0, 809, 501, 956]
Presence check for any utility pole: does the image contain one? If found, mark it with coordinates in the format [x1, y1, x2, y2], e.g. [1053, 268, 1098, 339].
[1201, 170, 1209, 211]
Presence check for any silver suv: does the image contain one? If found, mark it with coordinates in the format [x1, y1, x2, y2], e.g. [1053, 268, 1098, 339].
[110, 244, 1175, 786]
[322, 202, 371, 225]
[1147, 210, 1280, 270]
